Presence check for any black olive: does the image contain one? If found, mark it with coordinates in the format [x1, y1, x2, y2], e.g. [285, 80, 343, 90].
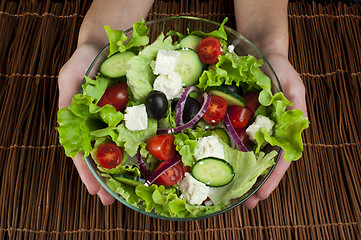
[145, 90, 168, 120]
[183, 97, 201, 123]
[222, 82, 243, 96]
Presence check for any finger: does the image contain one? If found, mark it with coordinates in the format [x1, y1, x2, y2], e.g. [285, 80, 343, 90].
[254, 152, 291, 201]
[243, 152, 291, 209]
[72, 154, 101, 195]
[243, 195, 260, 209]
[97, 186, 116, 206]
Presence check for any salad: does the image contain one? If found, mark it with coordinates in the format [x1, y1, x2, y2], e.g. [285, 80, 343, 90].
[57, 18, 309, 218]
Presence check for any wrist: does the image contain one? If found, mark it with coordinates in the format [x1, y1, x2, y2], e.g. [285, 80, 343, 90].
[251, 36, 289, 60]
[234, 0, 289, 59]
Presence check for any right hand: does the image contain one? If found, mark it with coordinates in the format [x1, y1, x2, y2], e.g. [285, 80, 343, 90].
[58, 42, 115, 205]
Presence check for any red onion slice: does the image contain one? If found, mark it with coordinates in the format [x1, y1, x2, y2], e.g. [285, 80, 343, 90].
[175, 86, 200, 126]
[157, 92, 211, 134]
[136, 150, 150, 179]
[144, 155, 181, 187]
[224, 114, 249, 152]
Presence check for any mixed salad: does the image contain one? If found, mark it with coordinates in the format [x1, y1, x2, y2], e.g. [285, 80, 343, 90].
[57, 18, 309, 218]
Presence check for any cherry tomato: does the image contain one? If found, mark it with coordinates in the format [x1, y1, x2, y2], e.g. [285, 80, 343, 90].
[244, 92, 260, 114]
[146, 135, 176, 161]
[96, 143, 123, 169]
[154, 160, 185, 187]
[203, 95, 227, 126]
[228, 105, 253, 128]
[235, 128, 250, 149]
[97, 82, 129, 111]
[198, 37, 222, 64]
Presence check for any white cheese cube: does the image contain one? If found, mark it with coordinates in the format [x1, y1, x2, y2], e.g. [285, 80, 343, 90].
[153, 72, 184, 100]
[246, 115, 275, 142]
[228, 44, 235, 53]
[152, 50, 181, 75]
[178, 172, 210, 205]
[193, 135, 225, 161]
[124, 104, 148, 131]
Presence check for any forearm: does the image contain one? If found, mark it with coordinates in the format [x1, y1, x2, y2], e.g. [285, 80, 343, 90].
[78, 0, 154, 48]
[234, 0, 289, 58]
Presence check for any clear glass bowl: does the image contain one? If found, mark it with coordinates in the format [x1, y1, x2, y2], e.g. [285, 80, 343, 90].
[83, 16, 282, 221]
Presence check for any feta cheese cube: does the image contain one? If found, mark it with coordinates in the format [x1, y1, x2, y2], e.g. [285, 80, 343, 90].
[124, 104, 148, 131]
[228, 44, 235, 53]
[246, 115, 275, 142]
[153, 72, 184, 100]
[178, 172, 210, 205]
[193, 135, 225, 161]
[152, 50, 181, 75]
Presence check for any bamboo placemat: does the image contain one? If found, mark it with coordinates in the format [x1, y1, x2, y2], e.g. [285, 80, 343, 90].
[0, 0, 360, 239]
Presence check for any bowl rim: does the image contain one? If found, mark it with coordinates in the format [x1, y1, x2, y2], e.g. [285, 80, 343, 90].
[83, 16, 283, 221]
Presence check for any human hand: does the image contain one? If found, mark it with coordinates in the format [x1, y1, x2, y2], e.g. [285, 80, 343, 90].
[58, 42, 115, 206]
[243, 53, 307, 209]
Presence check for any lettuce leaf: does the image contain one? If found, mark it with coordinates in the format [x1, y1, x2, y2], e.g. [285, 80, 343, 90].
[174, 127, 209, 166]
[126, 33, 178, 103]
[104, 19, 149, 56]
[114, 118, 157, 157]
[208, 139, 277, 205]
[82, 75, 111, 101]
[253, 92, 309, 161]
[189, 17, 228, 41]
[57, 93, 124, 158]
[106, 177, 142, 206]
[104, 26, 127, 56]
[197, 53, 273, 106]
[134, 184, 224, 217]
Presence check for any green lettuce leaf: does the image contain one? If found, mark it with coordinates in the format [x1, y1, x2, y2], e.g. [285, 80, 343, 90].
[104, 26, 127, 56]
[120, 19, 149, 53]
[82, 75, 111, 101]
[174, 127, 209, 166]
[253, 92, 309, 161]
[114, 118, 158, 157]
[134, 184, 224, 217]
[189, 18, 228, 41]
[208, 139, 277, 205]
[197, 53, 273, 106]
[98, 161, 141, 177]
[126, 33, 178, 103]
[57, 94, 124, 158]
[57, 96, 98, 158]
[104, 19, 149, 56]
[106, 177, 142, 206]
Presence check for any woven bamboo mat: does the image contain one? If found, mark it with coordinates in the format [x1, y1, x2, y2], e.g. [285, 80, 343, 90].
[0, 0, 360, 239]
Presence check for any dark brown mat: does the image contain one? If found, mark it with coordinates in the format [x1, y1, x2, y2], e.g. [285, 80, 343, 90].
[0, 0, 360, 239]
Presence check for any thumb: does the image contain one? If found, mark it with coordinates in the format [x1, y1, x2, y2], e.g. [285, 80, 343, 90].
[58, 43, 104, 109]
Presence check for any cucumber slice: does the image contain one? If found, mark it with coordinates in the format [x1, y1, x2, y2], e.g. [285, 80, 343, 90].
[191, 157, 234, 187]
[208, 86, 246, 107]
[179, 35, 203, 52]
[213, 128, 231, 146]
[111, 174, 146, 187]
[174, 49, 203, 86]
[100, 51, 136, 79]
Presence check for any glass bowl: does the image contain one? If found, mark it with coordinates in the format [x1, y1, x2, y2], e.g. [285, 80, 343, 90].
[83, 16, 282, 221]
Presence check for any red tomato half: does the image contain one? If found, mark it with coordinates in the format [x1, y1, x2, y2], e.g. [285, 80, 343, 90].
[146, 135, 176, 161]
[96, 143, 123, 169]
[97, 82, 129, 111]
[235, 128, 250, 149]
[244, 92, 260, 114]
[203, 95, 227, 126]
[198, 37, 222, 64]
[228, 105, 253, 128]
[154, 160, 185, 187]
